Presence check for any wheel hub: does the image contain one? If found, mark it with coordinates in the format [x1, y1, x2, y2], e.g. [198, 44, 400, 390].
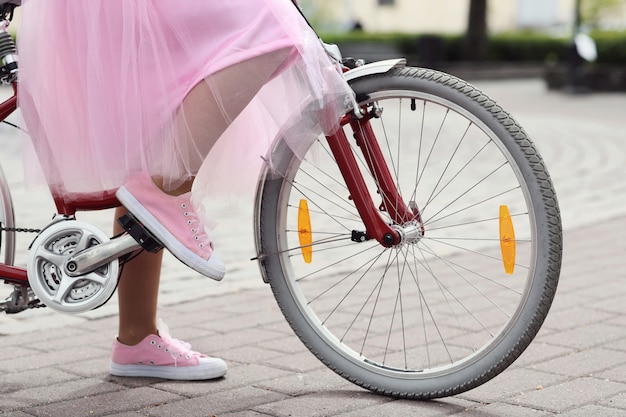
[393, 220, 424, 245]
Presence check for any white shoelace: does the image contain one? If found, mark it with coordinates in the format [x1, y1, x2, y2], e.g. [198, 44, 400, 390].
[157, 319, 201, 366]
[180, 202, 210, 250]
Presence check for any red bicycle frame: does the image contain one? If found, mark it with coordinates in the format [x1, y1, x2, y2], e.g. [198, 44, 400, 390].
[0, 83, 120, 287]
[0, 84, 27, 286]
[326, 111, 417, 247]
[0, 85, 416, 287]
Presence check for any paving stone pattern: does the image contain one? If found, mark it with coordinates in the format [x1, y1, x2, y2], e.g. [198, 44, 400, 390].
[1, 79, 626, 415]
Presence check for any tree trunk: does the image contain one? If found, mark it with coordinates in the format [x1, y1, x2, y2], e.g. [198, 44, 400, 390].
[465, 0, 488, 61]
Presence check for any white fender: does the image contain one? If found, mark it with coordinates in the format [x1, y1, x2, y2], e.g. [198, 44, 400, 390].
[341, 58, 407, 119]
[344, 58, 407, 82]
[322, 42, 406, 81]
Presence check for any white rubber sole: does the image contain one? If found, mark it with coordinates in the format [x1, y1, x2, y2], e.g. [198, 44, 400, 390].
[116, 186, 225, 281]
[110, 358, 227, 380]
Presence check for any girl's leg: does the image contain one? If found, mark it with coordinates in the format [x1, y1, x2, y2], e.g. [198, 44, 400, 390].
[111, 50, 293, 379]
[111, 206, 227, 380]
[117, 48, 292, 280]
[157, 47, 292, 192]
[114, 206, 162, 345]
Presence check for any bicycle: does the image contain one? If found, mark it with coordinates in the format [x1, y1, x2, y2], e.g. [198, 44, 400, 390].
[0, 1, 562, 399]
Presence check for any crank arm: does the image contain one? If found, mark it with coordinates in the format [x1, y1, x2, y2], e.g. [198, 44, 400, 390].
[64, 234, 140, 277]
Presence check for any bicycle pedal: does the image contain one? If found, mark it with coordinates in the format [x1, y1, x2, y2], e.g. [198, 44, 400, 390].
[117, 213, 163, 253]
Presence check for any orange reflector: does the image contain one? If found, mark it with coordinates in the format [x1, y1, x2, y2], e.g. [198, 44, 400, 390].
[499, 205, 516, 274]
[298, 199, 313, 263]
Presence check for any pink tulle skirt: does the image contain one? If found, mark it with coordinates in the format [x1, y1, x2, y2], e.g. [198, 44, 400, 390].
[17, 0, 353, 203]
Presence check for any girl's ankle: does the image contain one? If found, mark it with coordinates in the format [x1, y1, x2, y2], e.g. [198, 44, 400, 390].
[117, 328, 158, 346]
[151, 176, 194, 196]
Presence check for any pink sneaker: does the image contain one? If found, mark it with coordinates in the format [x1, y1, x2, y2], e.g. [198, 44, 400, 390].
[116, 173, 225, 280]
[109, 328, 227, 380]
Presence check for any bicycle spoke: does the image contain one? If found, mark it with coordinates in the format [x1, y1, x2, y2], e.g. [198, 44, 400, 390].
[425, 184, 522, 226]
[419, 239, 525, 295]
[309, 246, 387, 305]
[419, 122, 472, 212]
[413, 245, 481, 356]
[426, 211, 529, 233]
[260, 68, 560, 399]
[423, 161, 509, 224]
[423, 236, 531, 274]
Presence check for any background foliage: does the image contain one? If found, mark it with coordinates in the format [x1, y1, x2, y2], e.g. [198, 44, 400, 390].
[320, 31, 626, 65]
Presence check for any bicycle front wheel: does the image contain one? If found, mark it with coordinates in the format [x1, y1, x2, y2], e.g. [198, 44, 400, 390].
[255, 67, 562, 399]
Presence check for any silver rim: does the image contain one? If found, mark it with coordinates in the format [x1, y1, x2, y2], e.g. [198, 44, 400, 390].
[273, 89, 539, 378]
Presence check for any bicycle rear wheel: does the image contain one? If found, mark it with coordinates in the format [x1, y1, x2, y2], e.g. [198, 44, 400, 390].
[0, 164, 15, 266]
[255, 67, 562, 399]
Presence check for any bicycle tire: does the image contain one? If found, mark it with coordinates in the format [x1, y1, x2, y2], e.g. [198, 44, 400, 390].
[0, 164, 15, 266]
[255, 67, 562, 399]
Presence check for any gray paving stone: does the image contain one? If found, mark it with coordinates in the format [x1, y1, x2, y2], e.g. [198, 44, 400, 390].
[0, 378, 122, 411]
[256, 318, 295, 335]
[153, 362, 294, 395]
[531, 347, 626, 378]
[462, 403, 553, 416]
[191, 308, 286, 334]
[265, 349, 327, 373]
[535, 323, 626, 351]
[0, 321, 89, 343]
[0, 346, 41, 372]
[0, 345, 108, 372]
[505, 340, 573, 369]
[143, 386, 289, 417]
[57, 356, 114, 379]
[597, 363, 626, 384]
[606, 336, 626, 353]
[254, 368, 355, 396]
[458, 368, 567, 403]
[590, 296, 626, 316]
[557, 405, 626, 417]
[540, 305, 617, 332]
[220, 412, 275, 417]
[335, 397, 478, 417]
[23, 326, 115, 352]
[1, 80, 626, 416]
[0, 412, 38, 417]
[25, 386, 182, 417]
[105, 375, 166, 389]
[260, 334, 313, 354]
[566, 279, 626, 302]
[214, 344, 289, 365]
[193, 326, 286, 352]
[600, 392, 626, 410]
[509, 377, 626, 413]
[542, 291, 593, 312]
[252, 390, 389, 417]
[0, 368, 79, 394]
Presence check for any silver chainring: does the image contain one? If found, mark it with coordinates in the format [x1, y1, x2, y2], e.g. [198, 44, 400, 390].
[27, 219, 119, 314]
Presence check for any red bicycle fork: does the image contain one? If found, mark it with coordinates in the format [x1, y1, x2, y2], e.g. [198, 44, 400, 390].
[326, 113, 420, 247]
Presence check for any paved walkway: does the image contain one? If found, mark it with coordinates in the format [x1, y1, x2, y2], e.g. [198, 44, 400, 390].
[1, 78, 626, 415]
